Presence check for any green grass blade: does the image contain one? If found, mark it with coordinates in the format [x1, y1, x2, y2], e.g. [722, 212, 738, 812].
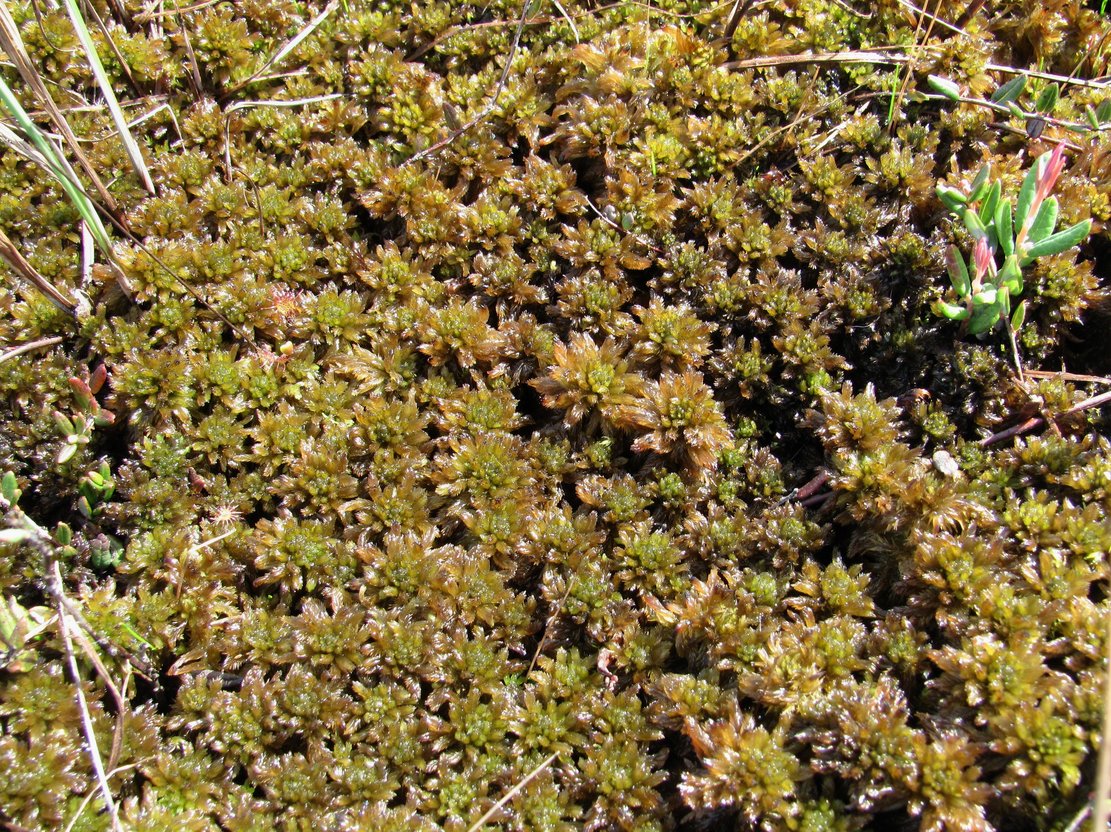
[0, 77, 114, 256]
[60, 0, 155, 194]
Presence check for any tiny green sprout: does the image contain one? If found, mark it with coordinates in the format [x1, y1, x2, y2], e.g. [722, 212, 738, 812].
[89, 534, 124, 570]
[77, 463, 114, 519]
[1, 471, 21, 505]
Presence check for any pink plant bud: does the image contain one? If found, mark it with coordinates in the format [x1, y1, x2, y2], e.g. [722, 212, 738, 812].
[1035, 142, 1066, 205]
[89, 364, 107, 395]
[972, 235, 993, 283]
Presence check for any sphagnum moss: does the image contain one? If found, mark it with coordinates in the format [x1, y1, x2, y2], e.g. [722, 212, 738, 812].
[1, 0, 1110, 830]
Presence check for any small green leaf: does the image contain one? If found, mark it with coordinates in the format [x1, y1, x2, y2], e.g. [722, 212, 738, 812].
[933, 299, 970, 320]
[1023, 219, 1092, 260]
[1097, 99, 1111, 124]
[1011, 300, 1027, 331]
[937, 184, 968, 212]
[56, 442, 77, 465]
[928, 75, 962, 101]
[1, 472, 20, 505]
[968, 303, 1002, 334]
[1015, 162, 1040, 233]
[1086, 106, 1101, 130]
[55, 522, 73, 546]
[995, 199, 1014, 256]
[962, 207, 988, 238]
[52, 411, 74, 435]
[1027, 196, 1058, 243]
[945, 245, 971, 296]
[998, 256, 1023, 295]
[1007, 101, 1026, 119]
[991, 74, 1027, 105]
[972, 286, 998, 306]
[1035, 82, 1059, 114]
[978, 180, 1002, 228]
[968, 164, 992, 202]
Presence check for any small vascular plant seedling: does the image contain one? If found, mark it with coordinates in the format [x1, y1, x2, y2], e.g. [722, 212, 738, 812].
[933, 143, 1092, 372]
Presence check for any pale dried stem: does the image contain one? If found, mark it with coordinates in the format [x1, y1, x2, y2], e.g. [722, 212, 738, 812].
[51, 559, 123, 832]
[0, 227, 79, 315]
[0, 336, 65, 364]
[405, 0, 532, 165]
[464, 752, 559, 832]
[226, 0, 339, 95]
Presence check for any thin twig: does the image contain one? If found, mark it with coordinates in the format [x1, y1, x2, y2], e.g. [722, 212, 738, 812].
[584, 196, 663, 254]
[548, 0, 579, 43]
[405, 0, 532, 166]
[464, 752, 559, 832]
[0, 227, 79, 315]
[223, 94, 344, 179]
[134, 0, 226, 22]
[51, 558, 123, 832]
[405, 0, 735, 63]
[224, 0, 339, 96]
[1024, 369, 1111, 385]
[62, 764, 138, 832]
[980, 389, 1111, 447]
[66, 613, 129, 770]
[0, 336, 65, 364]
[526, 578, 575, 680]
[77, 0, 140, 96]
[174, 11, 204, 97]
[980, 416, 1046, 447]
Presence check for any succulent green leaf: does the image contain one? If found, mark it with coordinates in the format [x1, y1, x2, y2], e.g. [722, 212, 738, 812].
[972, 286, 998, 306]
[995, 199, 1014, 256]
[933, 299, 970, 320]
[968, 164, 992, 202]
[1035, 82, 1059, 114]
[927, 75, 961, 101]
[968, 303, 1002, 334]
[1010, 300, 1027, 331]
[0, 471, 19, 505]
[991, 75, 1027, 104]
[1015, 161, 1040, 233]
[1027, 196, 1058, 243]
[1023, 219, 1092, 260]
[978, 180, 1001, 228]
[937, 184, 967, 212]
[998, 256, 1023, 295]
[962, 207, 987, 239]
[945, 245, 971, 296]
[57, 441, 78, 465]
